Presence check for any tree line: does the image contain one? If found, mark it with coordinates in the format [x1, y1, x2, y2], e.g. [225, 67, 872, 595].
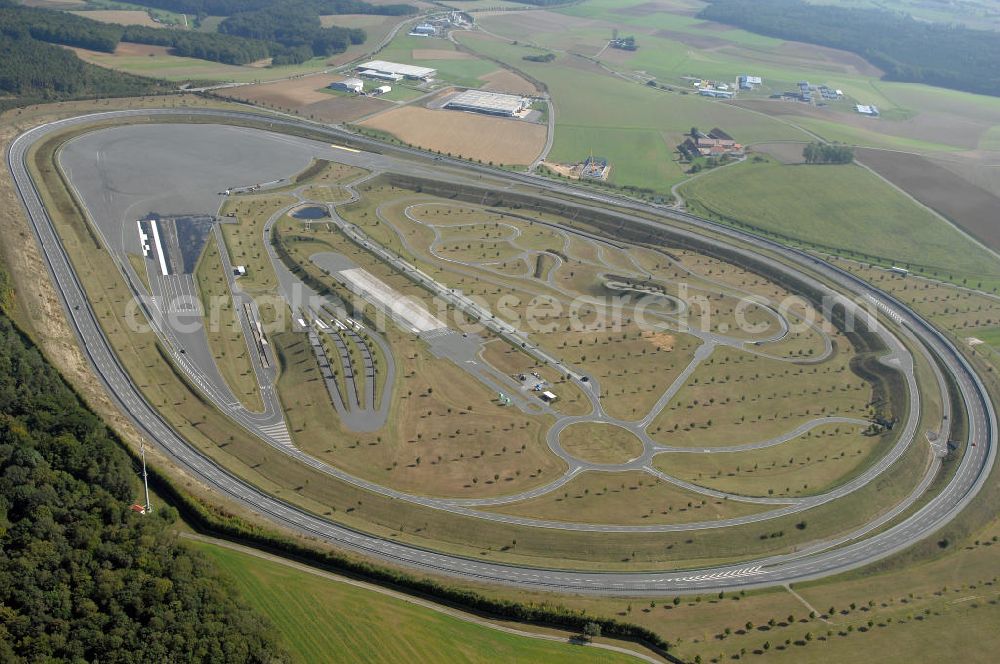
[0, 0, 415, 68]
[700, 0, 1000, 98]
[802, 142, 854, 164]
[0, 30, 167, 110]
[217, 3, 366, 65]
[0, 1, 271, 65]
[0, 304, 290, 662]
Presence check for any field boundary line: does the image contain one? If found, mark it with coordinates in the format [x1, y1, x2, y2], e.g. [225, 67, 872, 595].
[853, 156, 1000, 266]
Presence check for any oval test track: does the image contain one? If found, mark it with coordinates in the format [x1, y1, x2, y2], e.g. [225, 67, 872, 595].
[6, 108, 996, 594]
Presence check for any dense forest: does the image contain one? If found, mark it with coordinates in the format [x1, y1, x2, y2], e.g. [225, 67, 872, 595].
[0, 2, 271, 64]
[0, 0, 410, 67]
[0, 298, 290, 662]
[135, 0, 417, 64]
[700, 0, 1000, 97]
[218, 3, 366, 65]
[0, 31, 166, 111]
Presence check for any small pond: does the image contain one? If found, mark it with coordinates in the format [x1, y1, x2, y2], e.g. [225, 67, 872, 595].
[292, 205, 329, 219]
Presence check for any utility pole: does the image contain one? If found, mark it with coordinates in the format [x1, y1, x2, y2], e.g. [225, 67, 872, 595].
[140, 439, 152, 514]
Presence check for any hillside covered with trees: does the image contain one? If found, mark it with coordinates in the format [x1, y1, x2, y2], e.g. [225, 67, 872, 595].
[217, 3, 367, 65]
[0, 29, 167, 111]
[0, 1, 270, 64]
[0, 0, 415, 68]
[700, 0, 1000, 97]
[0, 301, 289, 662]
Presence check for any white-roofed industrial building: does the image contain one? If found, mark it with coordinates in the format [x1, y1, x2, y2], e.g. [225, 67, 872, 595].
[357, 60, 436, 81]
[444, 90, 530, 117]
[410, 23, 436, 36]
[329, 77, 364, 93]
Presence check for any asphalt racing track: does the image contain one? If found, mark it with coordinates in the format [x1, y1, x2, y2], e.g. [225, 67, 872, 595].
[7, 109, 996, 594]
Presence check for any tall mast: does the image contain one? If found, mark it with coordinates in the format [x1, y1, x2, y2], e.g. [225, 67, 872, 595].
[140, 438, 152, 514]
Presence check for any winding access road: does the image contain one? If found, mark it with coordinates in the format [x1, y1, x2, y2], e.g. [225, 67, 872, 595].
[7, 108, 996, 594]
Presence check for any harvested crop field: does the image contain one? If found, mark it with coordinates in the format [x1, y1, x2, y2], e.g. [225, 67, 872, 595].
[226, 74, 349, 107]
[114, 42, 171, 57]
[476, 10, 597, 38]
[929, 151, 1000, 199]
[857, 148, 1000, 252]
[303, 95, 393, 123]
[69, 10, 159, 27]
[731, 100, 986, 151]
[479, 69, 538, 95]
[223, 75, 393, 122]
[774, 41, 883, 77]
[613, 1, 699, 17]
[753, 142, 808, 164]
[319, 14, 387, 29]
[23, 0, 85, 6]
[652, 29, 729, 50]
[412, 49, 473, 60]
[360, 106, 546, 165]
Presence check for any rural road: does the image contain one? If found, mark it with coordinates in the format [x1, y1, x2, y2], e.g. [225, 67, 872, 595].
[7, 108, 995, 594]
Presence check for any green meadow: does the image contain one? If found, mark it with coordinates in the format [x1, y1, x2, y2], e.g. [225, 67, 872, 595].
[193, 541, 641, 664]
[680, 156, 1000, 284]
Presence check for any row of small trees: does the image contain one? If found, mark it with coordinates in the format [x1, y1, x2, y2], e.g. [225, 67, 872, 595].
[802, 142, 854, 164]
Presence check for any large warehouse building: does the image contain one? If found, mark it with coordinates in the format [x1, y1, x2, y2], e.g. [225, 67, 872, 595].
[357, 60, 436, 81]
[444, 90, 530, 117]
[329, 77, 363, 93]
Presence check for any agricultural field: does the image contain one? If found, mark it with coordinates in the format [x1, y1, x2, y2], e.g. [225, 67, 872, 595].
[678, 156, 1000, 290]
[358, 106, 546, 165]
[193, 539, 640, 664]
[222, 75, 394, 123]
[449, 1, 1000, 215]
[855, 148, 1000, 253]
[374, 33, 508, 88]
[67, 42, 337, 83]
[455, 30, 811, 193]
[68, 9, 160, 27]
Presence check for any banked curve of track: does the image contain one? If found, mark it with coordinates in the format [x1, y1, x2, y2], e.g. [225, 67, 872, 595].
[6, 109, 996, 594]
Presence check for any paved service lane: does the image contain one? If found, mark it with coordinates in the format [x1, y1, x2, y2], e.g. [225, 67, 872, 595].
[7, 109, 995, 594]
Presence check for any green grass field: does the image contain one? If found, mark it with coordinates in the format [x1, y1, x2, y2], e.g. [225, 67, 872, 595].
[374, 34, 503, 88]
[71, 48, 336, 83]
[191, 540, 641, 664]
[679, 157, 1000, 286]
[456, 32, 811, 195]
[461, 1, 1000, 184]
